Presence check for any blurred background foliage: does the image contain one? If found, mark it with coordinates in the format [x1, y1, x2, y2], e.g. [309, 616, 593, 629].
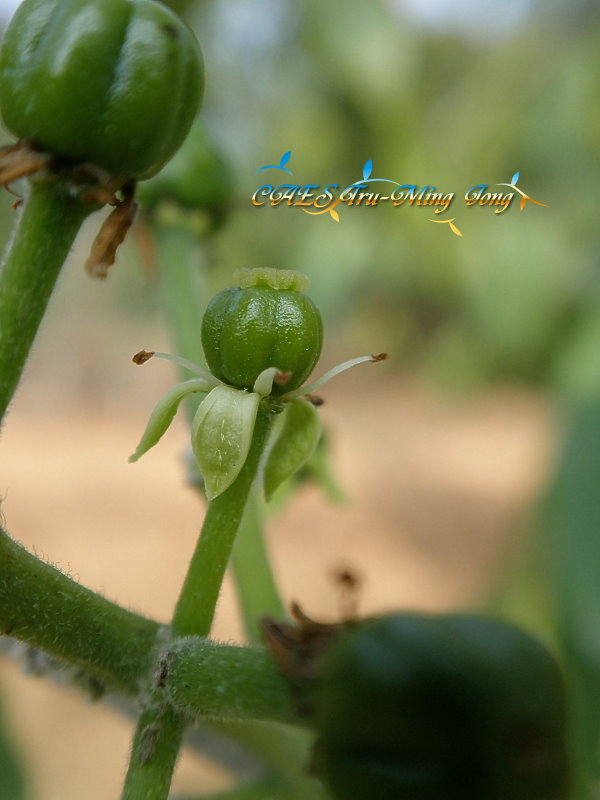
[167, 0, 600, 396]
[1, 0, 597, 396]
[1, 0, 600, 797]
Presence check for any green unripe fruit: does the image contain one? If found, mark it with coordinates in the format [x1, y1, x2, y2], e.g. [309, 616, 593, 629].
[201, 268, 323, 394]
[313, 614, 569, 800]
[0, 0, 203, 180]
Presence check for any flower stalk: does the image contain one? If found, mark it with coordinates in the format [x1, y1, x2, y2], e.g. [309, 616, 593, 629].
[0, 178, 90, 422]
[171, 402, 276, 637]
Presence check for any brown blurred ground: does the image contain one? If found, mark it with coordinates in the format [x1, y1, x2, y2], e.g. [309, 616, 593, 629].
[0, 242, 557, 799]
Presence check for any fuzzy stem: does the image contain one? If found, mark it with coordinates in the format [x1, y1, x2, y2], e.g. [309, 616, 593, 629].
[172, 403, 275, 638]
[0, 528, 159, 693]
[231, 496, 286, 643]
[0, 178, 90, 422]
[121, 704, 185, 800]
[165, 637, 297, 724]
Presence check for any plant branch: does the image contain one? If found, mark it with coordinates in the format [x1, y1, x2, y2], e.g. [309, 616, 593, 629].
[121, 701, 185, 800]
[0, 528, 160, 693]
[0, 177, 91, 423]
[165, 637, 298, 724]
[0, 636, 263, 781]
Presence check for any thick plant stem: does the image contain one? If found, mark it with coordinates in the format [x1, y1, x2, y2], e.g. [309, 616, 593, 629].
[166, 638, 297, 724]
[0, 177, 90, 422]
[172, 403, 275, 637]
[0, 528, 160, 693]
[231, 496, 286, 643]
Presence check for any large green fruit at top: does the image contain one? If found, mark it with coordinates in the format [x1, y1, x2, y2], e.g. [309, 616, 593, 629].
[0, 0, 203, 180]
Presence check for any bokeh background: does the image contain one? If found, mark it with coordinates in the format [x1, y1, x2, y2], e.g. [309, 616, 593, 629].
[1, 0, 599, 797]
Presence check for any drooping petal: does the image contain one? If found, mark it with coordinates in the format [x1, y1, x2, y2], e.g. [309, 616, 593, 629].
[191, 384, 260, 500]
[129, 378, 214, 462]
[263, 397, 321, 501]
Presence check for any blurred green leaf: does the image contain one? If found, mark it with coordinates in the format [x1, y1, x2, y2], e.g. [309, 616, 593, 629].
[0, 691, 27, 800]
[545, 402, 600, 797]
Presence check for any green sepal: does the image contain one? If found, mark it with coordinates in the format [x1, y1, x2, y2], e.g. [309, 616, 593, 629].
[263, 397, 321, 501]
[191, 384, 260, 500]
[129, 378, 213, 462]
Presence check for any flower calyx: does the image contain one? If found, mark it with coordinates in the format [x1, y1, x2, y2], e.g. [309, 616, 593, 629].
[129, 269, 387, 502]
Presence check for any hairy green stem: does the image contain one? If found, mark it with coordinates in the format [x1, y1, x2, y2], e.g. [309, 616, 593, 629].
[231, 496, 286, 643]
[121, 703, 185, 800]
[0, 178, 90, 422]
[165, 637, 297, 724]
[0, 528, 160, 693]
[172, 403, 275, 637]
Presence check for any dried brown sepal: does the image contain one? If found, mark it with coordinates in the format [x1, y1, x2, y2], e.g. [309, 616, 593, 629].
[85, 184, 138, 278]
[371, 352, 388, 362]
[132, 350, 155, 365]
[0, 141, 52, 186]
[261, 603, 351, 686]
[0, 140, 139, 276]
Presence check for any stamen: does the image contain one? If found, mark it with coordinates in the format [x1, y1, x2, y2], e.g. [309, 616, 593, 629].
[284, 353, 388, 399]
[145, 351, 218, 383]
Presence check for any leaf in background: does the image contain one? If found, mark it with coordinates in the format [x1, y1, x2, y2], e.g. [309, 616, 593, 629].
[362, 159, 373, 181]
[545, 402, 600, 796]
[511, 171, 520, 185]
[0, 693, 27, 800]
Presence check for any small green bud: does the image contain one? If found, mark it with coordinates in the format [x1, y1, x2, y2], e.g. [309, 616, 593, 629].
[130, 273, 384, 502]
[201, 268, 323, 394]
